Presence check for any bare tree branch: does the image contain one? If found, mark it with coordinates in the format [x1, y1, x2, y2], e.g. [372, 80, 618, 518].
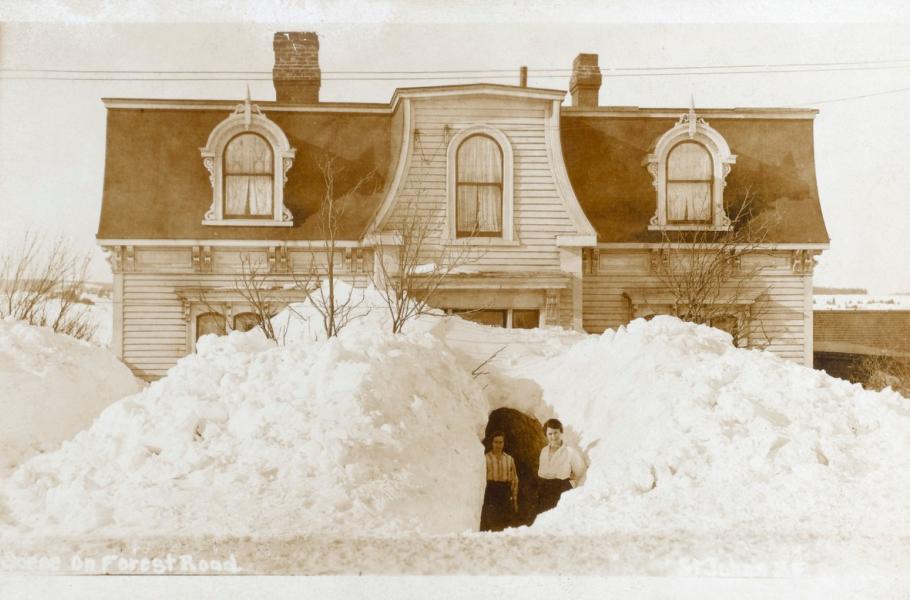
[290, 155, 375, 338]
[0, 230, 98, 341]
[654, 188, 779, 348]
[471, 344, 508, 378]
[370, 192, 482, 334]
[232, 253, 284, 340]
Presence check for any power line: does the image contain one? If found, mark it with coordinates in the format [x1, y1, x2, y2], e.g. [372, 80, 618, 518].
[6, 63, 910, 82]
[789, 85, 910, 107]
[4, 57, 910, 75]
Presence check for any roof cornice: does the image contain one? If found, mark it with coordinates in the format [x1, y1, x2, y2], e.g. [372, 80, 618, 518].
[102, 98, 392, 113]
[103, 84, 566, 113]
[563, 106, 819, 120]
[390, 83, 565, 107]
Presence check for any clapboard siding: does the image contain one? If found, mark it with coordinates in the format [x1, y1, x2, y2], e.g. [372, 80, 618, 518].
[117, 247, 372, 380]
[582, 250, 813, 365]
[384, 96, 582, 272]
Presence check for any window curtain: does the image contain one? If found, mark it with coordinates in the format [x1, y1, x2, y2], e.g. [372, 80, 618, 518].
[456, 186, 502, 232]
[224, 134, 273, 216]
[667, 142, 712, 221]
[667, 183, 711, 221]
[456, 135, 502, 233]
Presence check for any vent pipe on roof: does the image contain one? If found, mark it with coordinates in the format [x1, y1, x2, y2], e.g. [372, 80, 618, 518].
[273, 31, 321, 104]
[569, 53, 602, 108]
[520, 66, 528, 88]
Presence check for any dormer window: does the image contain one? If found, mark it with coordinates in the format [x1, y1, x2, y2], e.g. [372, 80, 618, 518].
[645, 104, 736, 231]
[200, 94, 295, 227]
[224, 133, 274, 218]
[446, 125, 514, 241]
[667, 141, 713, 224]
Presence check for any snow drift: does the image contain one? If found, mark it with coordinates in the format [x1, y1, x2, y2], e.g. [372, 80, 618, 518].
[524, 316, 910, 538]
[0, 319, 142, 475]
[4, 284, 910, 548]
[5, 324, 490, 537]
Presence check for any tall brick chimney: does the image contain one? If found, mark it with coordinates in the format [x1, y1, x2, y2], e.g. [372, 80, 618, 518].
[273, 31, 321, 104]
[569, 53, 602, 108]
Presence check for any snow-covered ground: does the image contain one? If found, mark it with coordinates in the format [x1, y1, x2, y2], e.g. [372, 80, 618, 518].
[814, 294, 910, 310]
[1, 284, 909, 576]
[0, 319, 143, 478]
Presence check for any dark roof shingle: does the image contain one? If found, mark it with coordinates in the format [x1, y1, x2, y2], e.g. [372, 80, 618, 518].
[97, 107, 392, 241]
[560, 115, 829, 244]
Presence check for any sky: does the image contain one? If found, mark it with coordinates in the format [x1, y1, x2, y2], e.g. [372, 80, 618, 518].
[1, 1, 909, 294]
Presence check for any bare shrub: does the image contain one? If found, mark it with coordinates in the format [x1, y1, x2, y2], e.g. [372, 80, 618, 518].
[858, 353, 910, 397]
[0, 231, 98, 341]
[292, 155, 375, 338]
[654, 189, 778, 348]
[370, 194, 480, 334]
[233, 254, 284, 341]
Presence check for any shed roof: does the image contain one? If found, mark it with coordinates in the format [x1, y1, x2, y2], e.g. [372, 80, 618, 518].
[814, 310, 910, 356]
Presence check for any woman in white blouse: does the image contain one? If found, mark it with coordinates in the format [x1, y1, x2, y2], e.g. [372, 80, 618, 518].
[536, 418, 586, 514]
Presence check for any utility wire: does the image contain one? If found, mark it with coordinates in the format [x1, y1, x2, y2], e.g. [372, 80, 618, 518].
[5, 63, 910, 81]
[789, 85, 910, 107]
[3, 57, 910, 75]
[6, 64, 910, 82]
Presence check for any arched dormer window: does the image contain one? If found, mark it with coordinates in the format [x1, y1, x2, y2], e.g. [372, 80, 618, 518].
[666, 141, 713, 224]
[224, 133, 274, 217]
[446, 125, 514, 241]
[200, 94, 296, 226]
[644, 105, 736, 231]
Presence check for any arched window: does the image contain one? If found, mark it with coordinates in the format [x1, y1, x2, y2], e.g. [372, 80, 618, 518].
[232, 312, 260, 333]
[645, 107, 736, 231]
[666, 141, 712, 223]
[223, 133, 274, 217]
[196, 312, 226, 340]
[456, 134, 503, 237]
[200, 96, 296, 227]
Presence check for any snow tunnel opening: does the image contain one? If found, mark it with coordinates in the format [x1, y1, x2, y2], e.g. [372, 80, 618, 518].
[480, 407, 548, 531]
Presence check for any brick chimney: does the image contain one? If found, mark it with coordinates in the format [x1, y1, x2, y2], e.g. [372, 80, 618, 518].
[273, 31, 321, 104]
[569, 53, 602, 108]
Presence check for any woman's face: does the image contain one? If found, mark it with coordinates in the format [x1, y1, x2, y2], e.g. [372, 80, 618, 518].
[546, 427, 563, 447]
[492, 435, 505, 454]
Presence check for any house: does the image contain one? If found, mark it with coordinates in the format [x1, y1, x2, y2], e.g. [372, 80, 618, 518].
[814, 310, 910, 385]
[96, 32, 829, 381]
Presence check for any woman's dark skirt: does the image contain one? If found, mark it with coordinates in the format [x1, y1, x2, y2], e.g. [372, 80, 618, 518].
[479, 481, 512, 532]
[537, 477, 572, 514]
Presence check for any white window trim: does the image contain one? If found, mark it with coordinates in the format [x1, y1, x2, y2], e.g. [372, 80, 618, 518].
[200, 96, 296, 227]
[187, 301, 270, 351]
[445, 125, 515, 241]
[644, 106, 736, 232]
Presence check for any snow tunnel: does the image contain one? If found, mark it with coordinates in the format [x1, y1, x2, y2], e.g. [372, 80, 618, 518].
[481, 407, 548, 530]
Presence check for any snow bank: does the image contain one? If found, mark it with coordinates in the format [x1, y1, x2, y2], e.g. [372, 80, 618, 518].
[522, 316, 910, 538]
[6, 282, 910, 551]
[0, 319, 142, 475]
[5, 324, 490, 537]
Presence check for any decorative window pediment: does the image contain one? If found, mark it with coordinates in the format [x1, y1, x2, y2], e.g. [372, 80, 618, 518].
[446, 125, 514, 241]
[200, 93, 296, 227]
[644, 104, 736, 231]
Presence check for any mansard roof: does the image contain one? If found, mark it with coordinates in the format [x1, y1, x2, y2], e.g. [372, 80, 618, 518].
[97, 100, 394, 242]
[97, 92, 828, 246]
[560, 107, 830, 245]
